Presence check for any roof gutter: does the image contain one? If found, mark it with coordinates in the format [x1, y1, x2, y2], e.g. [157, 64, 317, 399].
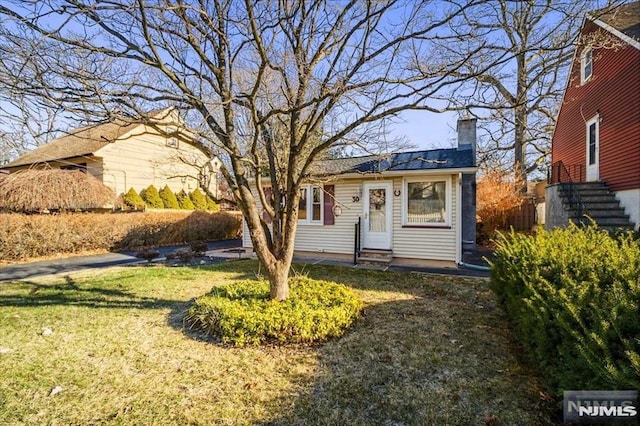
[333, 167, 477, 180]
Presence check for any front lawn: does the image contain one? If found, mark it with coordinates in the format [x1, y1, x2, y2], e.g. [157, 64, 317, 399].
[0, 261, 554, 425]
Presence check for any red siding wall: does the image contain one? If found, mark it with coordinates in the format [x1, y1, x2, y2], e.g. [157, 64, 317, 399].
[552, 21, 640, 191]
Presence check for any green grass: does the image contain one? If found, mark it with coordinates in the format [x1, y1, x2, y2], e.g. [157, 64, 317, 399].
[0, 261, 555, 425]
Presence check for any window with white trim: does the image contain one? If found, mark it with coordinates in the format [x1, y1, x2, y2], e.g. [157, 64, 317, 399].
[298, 185, 323, 223]
[403, 177, 450, 226]
[166, 126, 179, 148]
[581, 48, 592, 84]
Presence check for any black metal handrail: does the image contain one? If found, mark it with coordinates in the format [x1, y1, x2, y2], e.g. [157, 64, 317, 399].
[353, 216, 361, 265]
[548, 161, 585, 184]
[548, 161, 588, 220]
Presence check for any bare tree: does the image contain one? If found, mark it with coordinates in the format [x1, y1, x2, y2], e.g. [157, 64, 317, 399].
[0, 0, 485, 300]
[0, 27, 70, 161]
[431, 0, 624, 182]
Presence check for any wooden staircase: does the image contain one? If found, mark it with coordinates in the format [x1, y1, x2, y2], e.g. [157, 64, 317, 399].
[559, 182, 634, 232]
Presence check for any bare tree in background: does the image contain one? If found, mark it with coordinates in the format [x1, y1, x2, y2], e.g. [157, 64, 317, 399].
[431, 0, 624, 183]
[0, 0, 487, 300]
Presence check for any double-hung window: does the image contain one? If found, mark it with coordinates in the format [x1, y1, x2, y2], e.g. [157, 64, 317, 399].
[581, 48, 593, 84]
[403, 177, 450, 226]
[298, 185, 323, 224]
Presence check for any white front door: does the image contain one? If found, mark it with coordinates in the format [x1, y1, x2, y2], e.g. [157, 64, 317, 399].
[586, 116, 599, 181]
[362, 182, 393, 250]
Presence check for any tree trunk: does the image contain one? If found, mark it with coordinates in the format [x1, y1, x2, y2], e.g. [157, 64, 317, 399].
[268, 263, 290, 301]
[514, 50, 528, 192]
[233, 179, 299, 302]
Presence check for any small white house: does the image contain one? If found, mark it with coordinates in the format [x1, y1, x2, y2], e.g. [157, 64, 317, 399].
[243, 119, 478, 268]
[1, 108, 216, 196]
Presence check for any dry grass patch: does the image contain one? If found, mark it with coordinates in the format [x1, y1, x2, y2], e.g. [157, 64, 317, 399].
[0, 262, 555, 425]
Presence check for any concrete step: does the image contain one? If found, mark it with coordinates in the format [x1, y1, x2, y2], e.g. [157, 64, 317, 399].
[564, 204, 626, 215]
[357, 256, 392, 266]
[586, 211, 629, 220]
[572, 189, 615, 196]
[357, 249, 393, 266]
[575, 201, 624, 210]
[359, 249, 393, 260]
[572, 216, 632, 226]
[573, 182, 608, 188]
[600, 225, 635, 233]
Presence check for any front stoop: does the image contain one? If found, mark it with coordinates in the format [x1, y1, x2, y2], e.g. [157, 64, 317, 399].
[559, 182, 634, 232]
[357, 249, 393, 267]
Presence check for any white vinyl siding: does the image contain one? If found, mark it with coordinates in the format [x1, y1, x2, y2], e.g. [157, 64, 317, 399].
[96, 124, 211, 196]
[243, 181, 361, 254]
[392, 176, 457, 262]
[243, 175, 459, 263]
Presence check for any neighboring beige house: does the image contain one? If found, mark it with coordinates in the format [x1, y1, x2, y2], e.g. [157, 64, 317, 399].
[0, 108, 218, 196]
[243, 119, 478, 268]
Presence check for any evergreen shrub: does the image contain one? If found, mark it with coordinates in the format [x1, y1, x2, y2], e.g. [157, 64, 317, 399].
[159, 185, 180, 209]
[177, 189, 194, 210]
[190, 188, 208, 210]
[187, 277, 364, 346]
[490, 224, 640, 395]
[123, 188, 145, 210]
[140, 185, 164, 208]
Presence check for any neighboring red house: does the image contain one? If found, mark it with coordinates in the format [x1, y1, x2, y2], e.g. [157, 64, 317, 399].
[549, 2, 640, 230]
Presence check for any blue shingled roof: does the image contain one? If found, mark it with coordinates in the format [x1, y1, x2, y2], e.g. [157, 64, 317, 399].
[317, 148, 475, 175]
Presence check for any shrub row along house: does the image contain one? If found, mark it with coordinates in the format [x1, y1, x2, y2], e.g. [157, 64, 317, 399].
[243, 119, 478, 267]
[0, 108, 220, 199]
[547, 1, 640, 231]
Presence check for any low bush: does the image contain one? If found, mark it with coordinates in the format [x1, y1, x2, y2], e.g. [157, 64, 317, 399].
[140, 185, 164, 209]
[187, 277, 364, 346]
[0, 211, 242, 262]
[135, 248, 161, 263]
[190, 188, 208, 210]
[190, 241, 208, 256]
[176, 190, 194, 210]
[159, 185, 180, 209]
[490, 224, 640, 396]
[175, 247, 195, 262]
[122, 188, 146, 210]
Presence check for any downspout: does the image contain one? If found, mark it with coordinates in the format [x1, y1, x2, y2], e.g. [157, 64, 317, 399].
[458, 261, 490, 272]
[456, 172, 462, 265]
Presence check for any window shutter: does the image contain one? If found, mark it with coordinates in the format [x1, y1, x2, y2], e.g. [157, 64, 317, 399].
[262, 187, 272, 224]
[323, 184, 335, 225]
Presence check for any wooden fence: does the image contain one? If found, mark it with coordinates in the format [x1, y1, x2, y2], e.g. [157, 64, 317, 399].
[506, 197, 538, 231]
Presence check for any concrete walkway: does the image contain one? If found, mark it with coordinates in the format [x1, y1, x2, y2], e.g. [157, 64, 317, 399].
[291, 254, 490, 278]
[1, 239, 491, 282]
[0, 239, 242, 282]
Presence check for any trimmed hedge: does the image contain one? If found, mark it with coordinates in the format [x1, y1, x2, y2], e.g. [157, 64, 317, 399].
[190, 188, 208, 210]
[490, 225, 640, 396]
[187, 277, 364, 346]
[0, 211, 242, 262]
[206, 195, 219, 212]
[122, 188, 145, 210]
[177, 189, 195, 210]
[140, 185, 164, 208]
[159, 185, 180, 209]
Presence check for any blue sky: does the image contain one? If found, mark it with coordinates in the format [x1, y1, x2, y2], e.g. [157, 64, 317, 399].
[390, 110, 460, 151]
